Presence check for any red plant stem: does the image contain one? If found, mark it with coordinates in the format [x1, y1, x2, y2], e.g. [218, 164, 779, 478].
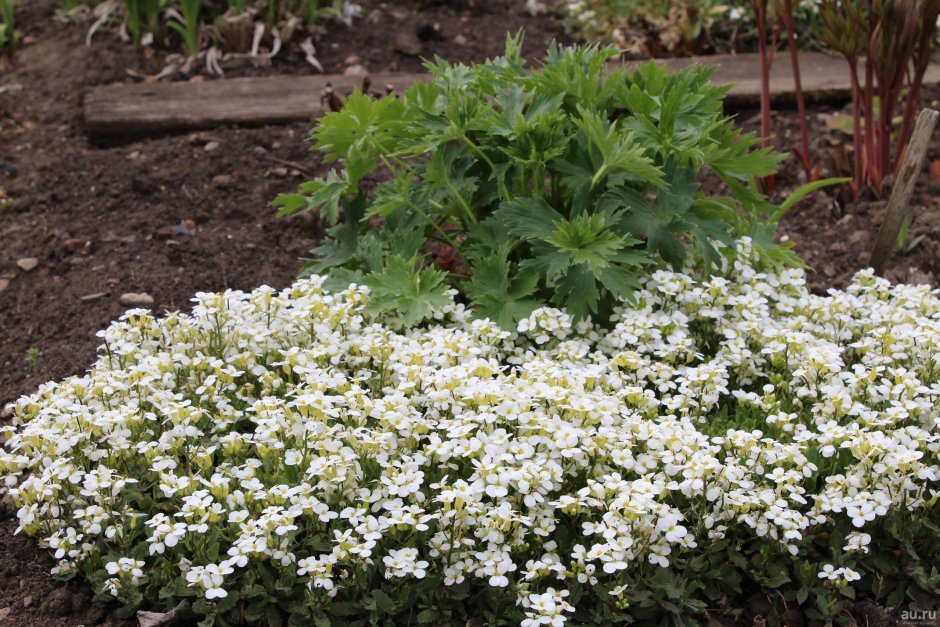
[863, 47, 876, 186]
[780, 0, 811, 179]
[753, 1, 772, 149]
[879, 79, 892, 181]
[751, 0, 777, 191]
[897, 10, 936, 165]
[848, 57, 864, 195]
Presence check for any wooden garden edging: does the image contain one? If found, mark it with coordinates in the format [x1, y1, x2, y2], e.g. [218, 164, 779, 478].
[84, 72, 428, 140]
[84, 52, 940, 141]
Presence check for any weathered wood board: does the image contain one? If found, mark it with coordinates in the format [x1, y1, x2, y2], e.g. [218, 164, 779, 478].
[84, 52, 940, 140]
[84, 72, 428, 140]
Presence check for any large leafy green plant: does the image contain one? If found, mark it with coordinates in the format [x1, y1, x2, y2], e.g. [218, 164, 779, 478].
[276, 38, 801, 328]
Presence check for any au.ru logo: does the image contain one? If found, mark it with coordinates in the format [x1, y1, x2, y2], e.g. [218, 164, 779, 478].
[900, 609, 939, 626]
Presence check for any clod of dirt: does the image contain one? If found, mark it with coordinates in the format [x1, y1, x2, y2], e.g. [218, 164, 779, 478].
[393, 29, 422, 56]
[22, 595, 33, 608]
[16, 258, 38, 272]
[416, 22, 443, 42]
[343, 54, 361, 65]
[118, 292, 154, 307]
[0, 607, 10, 621]
[0, 494, 14, 520]
[853, 599, 890, 627]
[0, 279, 8, 293]
[40, 587, 74, 617]
[203, 141, 219, 152]
[454, 34, 468, 46]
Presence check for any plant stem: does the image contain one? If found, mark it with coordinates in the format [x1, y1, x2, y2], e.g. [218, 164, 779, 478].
[780, 0, 811, 180]
[848, 58, 864, 196]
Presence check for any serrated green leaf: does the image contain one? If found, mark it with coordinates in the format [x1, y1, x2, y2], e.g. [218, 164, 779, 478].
[554, 263, 600, 320]
[363, 256, 451, 326]
[495, 198, 565, 240]
[546, 212, 628, 274]
[290, 170, 349, 225]
[465, 249, 542, 329]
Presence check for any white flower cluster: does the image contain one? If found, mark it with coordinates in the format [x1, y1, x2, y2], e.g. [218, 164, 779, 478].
[1, 239, 939, 625]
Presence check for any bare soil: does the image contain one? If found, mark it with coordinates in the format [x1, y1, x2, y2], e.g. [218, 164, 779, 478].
[1, 1, 939, 625]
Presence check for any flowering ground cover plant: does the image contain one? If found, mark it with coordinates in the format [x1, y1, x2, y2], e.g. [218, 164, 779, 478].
[2, 239, 939, 625]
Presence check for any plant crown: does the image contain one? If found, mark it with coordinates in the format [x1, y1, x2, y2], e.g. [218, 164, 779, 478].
[277, 37, 805, 329]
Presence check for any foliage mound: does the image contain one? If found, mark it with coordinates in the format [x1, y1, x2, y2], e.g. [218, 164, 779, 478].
[2, 240, 940, 626]
[275, 38, 810, 329]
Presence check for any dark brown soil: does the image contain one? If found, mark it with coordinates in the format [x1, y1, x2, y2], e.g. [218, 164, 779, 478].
[750, 91, 940, 294]
[1, 0, 939, 625]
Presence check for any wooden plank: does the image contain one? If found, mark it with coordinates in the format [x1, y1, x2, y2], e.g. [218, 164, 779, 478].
[625, 52, 940, 105]
[868, 108, 939, 274]
[84, 52, 940, 139]
[84, 72, 428, 140]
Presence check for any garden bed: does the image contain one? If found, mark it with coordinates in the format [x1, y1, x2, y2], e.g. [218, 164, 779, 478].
[1, 1, 939, 625]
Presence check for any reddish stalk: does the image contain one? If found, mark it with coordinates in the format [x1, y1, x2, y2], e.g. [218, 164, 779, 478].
[778, 0, 811, 180]
[750, 0, 779, 191]
[863, 32, 876, 189]
[847, 57, 864, 194]
[896, 3, 939, 167]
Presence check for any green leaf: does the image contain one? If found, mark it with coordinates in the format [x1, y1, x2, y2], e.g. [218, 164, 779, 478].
[363, 255, 451, 326]
[326, 602, 365, 617]
[372, 589, 397, 613]
[545, 212, 631, 274]
[495, 198, 565, 240]
[465, 248, 542, 329]
[774, 177, 851, 219]
[289, 170, 349, 225]
[554, 263, 600, 319]
[572, 104, 664, 189]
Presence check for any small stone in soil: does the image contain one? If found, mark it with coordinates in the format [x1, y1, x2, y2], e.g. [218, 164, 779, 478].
[454, 34, 468, 46]
[212, 174, 234, 189]
[23, 595, 33, 608]
[119, 292, 155, 307]
[343, 64, 368, 77]
[171, 222, 192, 236]
[101, 232, 136, 244]
[0, 607, 9, 621]
[80, 292, 108, 302]
[63, 238, 84, 253]
[270, 167, 289, 177]
[204, 141, 220, 152]
[16, 257, 38, 272]
[343, 54, 361, 65]
[0, 278, 8, 293]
